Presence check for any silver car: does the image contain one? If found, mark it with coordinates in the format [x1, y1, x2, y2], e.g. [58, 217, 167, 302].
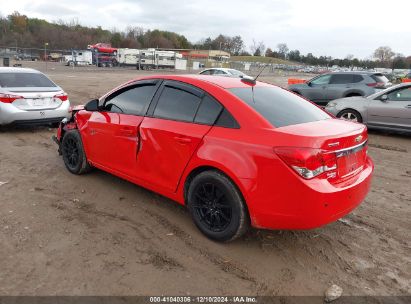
[325, 83, 411, 133]
[0, 67, 70, 126]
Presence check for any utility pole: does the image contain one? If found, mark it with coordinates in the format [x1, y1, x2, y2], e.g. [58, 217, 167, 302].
[44, 42, 49, 70]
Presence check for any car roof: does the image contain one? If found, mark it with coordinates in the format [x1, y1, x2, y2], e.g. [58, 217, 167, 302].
[328, 71, 379, 75]
[133, 74, 271, 89]
[0, 67, 42, 74]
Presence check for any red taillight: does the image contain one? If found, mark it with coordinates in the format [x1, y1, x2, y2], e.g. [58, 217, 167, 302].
[0, 93, 24, 103]
[367, 82, 385, 88]
[54, 93, 68, 101]
[274, 147, 337, 179]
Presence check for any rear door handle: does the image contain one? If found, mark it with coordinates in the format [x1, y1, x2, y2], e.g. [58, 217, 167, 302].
[120, 128, 134, 136]
[174, 136, 192, 144]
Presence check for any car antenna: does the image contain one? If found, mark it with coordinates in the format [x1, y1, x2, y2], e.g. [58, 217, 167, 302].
[241, 60, 272, 86]
[254, 61, 272, 81]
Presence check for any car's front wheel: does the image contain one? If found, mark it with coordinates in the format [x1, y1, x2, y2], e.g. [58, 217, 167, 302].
[187, 170, 249, 242]
[337, 109, 363, 123]
[61, 130, 92, 175]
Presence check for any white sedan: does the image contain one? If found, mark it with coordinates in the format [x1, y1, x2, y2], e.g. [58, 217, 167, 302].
[0, 67, 70, 126]
[199, 68, 249, 78]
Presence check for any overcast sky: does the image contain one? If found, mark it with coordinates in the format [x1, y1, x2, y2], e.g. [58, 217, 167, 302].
[1, 0, 410, 59]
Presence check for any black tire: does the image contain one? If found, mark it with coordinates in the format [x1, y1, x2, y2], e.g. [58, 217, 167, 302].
[345, 93, 362, 97]
[187, 170, 249, 242]
[61, 130, 92, 175]
[337, 109, 363, 123]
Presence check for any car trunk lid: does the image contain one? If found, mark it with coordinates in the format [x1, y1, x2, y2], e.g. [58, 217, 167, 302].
[5, 88, 66, 110]
[273, 119, 368, 182]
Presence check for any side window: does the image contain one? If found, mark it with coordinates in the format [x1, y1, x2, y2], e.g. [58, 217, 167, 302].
[104, 84, 157, 115]
[387, 87, 411, 101]
[330, 74, 354, 84]
[194, 95, 223, 125]
[353, 75, 363, 83]
[201, 70, 211, 75]
[213, 70, 226, 75]
[310, 74, 332, 85]
[153, 86, 202, 122]
[215, 108, 240, 128]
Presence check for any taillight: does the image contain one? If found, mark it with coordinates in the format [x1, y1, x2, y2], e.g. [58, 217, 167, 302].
[54, 93, 68, 101]
[367, 82, 385, 88]
[274, 147, 337, 179]
[0, 93, 24, 103]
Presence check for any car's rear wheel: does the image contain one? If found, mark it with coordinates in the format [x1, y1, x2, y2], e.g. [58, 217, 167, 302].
[345, 93, 362, 97]
[337, 109, 363, 123]
[61, 130, 92, 174]
[187, 170, 249, 242]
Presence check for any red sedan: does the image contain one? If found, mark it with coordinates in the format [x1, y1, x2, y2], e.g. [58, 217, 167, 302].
[55, 75, 373, 241]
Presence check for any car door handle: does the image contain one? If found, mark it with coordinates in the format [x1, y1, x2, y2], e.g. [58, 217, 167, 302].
[405, 105, 411, 109]
[120, 128, 134, 136]
[174, 136, 192, 144]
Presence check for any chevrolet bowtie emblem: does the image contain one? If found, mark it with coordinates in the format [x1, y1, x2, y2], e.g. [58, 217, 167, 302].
[355, 135, 363, 143]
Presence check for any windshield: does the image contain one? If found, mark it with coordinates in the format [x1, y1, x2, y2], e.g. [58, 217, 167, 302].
[229, 86, 331, 128]
[0, 72, 57, 88]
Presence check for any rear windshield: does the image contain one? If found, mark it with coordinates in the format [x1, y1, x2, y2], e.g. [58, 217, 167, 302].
[229, 86, 331, 128]
[228, 69, 245, 77]
[372, 73, 389, 83]
[0, 72, 57, 88]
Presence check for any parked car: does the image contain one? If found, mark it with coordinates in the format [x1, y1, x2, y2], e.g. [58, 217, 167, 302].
[288, 72, 391, 106]
[54, 75, 373, 242]
[14, 53, 40, 61]
[325, 83, 411, 133]
[199, 68, 249, 78]
[402, 73, 411, 83]
[0, 67, 70, 126]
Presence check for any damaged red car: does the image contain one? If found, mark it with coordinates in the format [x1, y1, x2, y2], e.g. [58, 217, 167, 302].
[54, 75, 373, 241]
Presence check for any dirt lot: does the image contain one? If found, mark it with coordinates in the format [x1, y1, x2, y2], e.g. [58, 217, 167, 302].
[0, 62, 410, 296]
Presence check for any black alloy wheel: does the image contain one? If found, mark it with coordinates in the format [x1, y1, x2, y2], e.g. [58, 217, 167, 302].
[192, 182, 232, 232]
[61, 130, 92, 175]
[187, 170, 249, 242]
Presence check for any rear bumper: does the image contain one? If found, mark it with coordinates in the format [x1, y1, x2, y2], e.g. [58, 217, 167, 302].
[246, 156, 374, 230]
[0, 101, 70, 126]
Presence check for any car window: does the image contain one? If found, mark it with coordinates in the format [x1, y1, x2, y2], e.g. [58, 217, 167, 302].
[229, 86, 331, 128]
[213, 70, 226, 75]
[372, 73, 389, 84]
[0, 72, 56, 88]
[153, 85, 202, 122]
[215, 108, 240, 128]
[310, 74, 332, 85]
[386, 87, 411, 101]
[228, 69, 245, 77]
[353, 75, 363, 83]
[330, 74, 354, 84]
[194, 95, 223, 125]
[104, 84, 157, 115]
[200, 70, 211, 75]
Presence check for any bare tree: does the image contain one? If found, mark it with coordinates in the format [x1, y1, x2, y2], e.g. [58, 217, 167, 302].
[277, 43, 289, 59]
[373, 46, 395, 66]
[250, 39, 265, 56]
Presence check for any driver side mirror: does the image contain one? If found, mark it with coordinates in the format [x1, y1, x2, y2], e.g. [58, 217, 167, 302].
[84, 99, 100, 111]
[380, 94, 388, 102]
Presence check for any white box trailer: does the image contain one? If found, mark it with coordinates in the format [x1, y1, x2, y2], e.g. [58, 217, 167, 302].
[117, 48, 140, 66]
[64, 50, 93, 66]
[137, 49, 183, 70]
